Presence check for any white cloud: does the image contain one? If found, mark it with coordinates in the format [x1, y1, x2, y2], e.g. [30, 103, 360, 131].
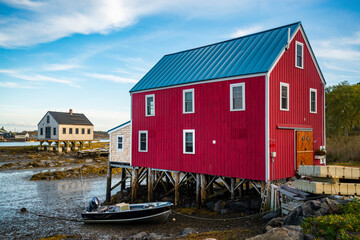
[86, 73, 138, 83]
[0, 68, 81, 87]
[43, 63, 79, 71]
[0, 81, 37, 89]
[229, 26, 264, 38]
[0, 0, 268, 48]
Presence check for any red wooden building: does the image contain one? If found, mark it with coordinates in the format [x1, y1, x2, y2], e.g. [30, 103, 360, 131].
[129, 22, 325, 182]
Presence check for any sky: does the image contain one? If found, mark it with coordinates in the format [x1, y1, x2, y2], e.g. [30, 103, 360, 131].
[0, 0, 359, 132]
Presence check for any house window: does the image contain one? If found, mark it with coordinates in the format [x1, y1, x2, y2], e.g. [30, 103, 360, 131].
[63, 128, 66, 134]
[280, 82, 289, 111]
[183, 89, 194, 113]
[40, 128, 43, 135]
[145, 94, 155, 116]
[230, 83, 245, 111]
[53, 127, 56, 135]
[310, 88, 317, 113]
[69, 128, 73, 134]
[76, 128, 79, 134]
[139, 131, 148, 152]
[183, 130, 195, 154]
[87, 129, 90, 134]
[82, 128, 85, 134]
[295, 41, 304, 69]
[47, 116, 50, 123]
[117, 135, 123, 151]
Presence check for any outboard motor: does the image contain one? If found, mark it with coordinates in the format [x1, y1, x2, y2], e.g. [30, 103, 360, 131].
[86, 196, 100, 212]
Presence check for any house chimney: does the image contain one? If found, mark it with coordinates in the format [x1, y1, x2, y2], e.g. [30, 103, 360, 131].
[69, 109, 73, 115]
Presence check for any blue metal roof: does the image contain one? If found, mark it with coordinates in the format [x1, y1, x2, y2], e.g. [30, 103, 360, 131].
[107, 120, 131, 133]
[130, 22, 301, 93]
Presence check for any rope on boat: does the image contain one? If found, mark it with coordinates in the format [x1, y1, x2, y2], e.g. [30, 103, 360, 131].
[27, 210, 83, 223]
[173, 210, 271, 221]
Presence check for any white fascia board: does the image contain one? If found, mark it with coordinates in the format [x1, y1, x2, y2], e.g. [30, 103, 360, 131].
[108, 122, 131, 134]
[265, 73, 270, 182]
[268, 25, 326, 85]
[130, 73, 266, 94]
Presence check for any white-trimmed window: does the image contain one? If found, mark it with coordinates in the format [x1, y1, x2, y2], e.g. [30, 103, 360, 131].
[117, 135, 124, 151]
[183, 130, 195, 154]
[295, 41, 304, 69]
[310, 88, 317, 113]
[139, 131, 148, 152]
[145, 94, 155, 116]
[280, 82, 289, 111]
[230, 83, 245, 111]
[183, 89, 194, 114]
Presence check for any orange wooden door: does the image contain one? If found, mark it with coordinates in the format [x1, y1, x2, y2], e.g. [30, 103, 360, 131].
[296, 131, 313, 170]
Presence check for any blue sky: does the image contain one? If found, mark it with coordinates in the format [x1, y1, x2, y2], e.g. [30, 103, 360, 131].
[0, 0, 359, 131]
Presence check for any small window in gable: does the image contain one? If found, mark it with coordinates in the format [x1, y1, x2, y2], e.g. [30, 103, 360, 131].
[88, 129, 90, 134]
[117, 135, 123, 151]
[183, 130, 195, 154]
[139, 131, 148, 152]
[47, 115, 50, 123]
[230, 83, 245, 111]
[63, 128, 66, 134]
[310, 88, 317, 113]
[183, 89, 194, 114]
[145, 95, 155, 116]
[295, 41, 304, 69]
[280, 82, 289, 111]
[53, 127, 56, 135]
[40, 128, 43, 135]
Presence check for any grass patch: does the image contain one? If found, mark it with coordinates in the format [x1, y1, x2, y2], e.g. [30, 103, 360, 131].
[0, 146, 38, 152]
[326, 136, 360, 164]
[302, 199, 360, 240]
[184, 229, 251, 240]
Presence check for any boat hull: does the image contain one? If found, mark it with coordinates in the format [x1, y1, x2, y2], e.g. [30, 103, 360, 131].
[81, 202, 173, 224]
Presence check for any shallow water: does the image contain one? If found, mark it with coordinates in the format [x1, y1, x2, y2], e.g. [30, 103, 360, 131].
[0, 169, 122, 239]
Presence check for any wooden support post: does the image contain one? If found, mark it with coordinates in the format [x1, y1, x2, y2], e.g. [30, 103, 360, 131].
[231, 178, 235, 200]
[121, 168, 126, 190]
[201, 174, 207, 205]
[246, 181, 250, 194]
[147, 168, 153, 202]
[106, 163, 112, 203]
[196, 174, 201, 206]
[174, 172, 180, 207]
[131, 167, 139, 202]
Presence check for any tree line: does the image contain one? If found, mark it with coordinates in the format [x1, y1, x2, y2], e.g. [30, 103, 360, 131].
[326, 81, 360, 137]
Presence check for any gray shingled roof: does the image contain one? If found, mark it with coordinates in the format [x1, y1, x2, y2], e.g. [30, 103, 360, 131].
[48, 111, 93, 126]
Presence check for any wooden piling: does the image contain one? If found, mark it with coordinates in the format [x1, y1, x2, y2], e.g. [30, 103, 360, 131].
[201, 174, 206, 205]
[196, 173, 201, 205]
[147, 168, 153, 202]
[131, 167, 139, 201]
[106, 163, 112, 202]
[121, 168, 126, 190]
[174, 172, 180, 206]
[230, 178, 235, 200]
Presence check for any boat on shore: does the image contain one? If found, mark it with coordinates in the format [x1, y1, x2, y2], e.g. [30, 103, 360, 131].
[81, 198, 173, 224]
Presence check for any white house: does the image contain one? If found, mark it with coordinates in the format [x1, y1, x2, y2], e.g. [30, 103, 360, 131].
[108, 121, 131, 164]
[38, 109, 94, 141]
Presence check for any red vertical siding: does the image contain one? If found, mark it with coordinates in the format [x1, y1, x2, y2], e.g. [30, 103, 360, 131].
[132, 76, 266, 181]
[269, 29, 325, 180]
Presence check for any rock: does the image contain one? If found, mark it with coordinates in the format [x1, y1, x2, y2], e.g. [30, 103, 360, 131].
[265, 217, 284, 231]
[85, 159, 93, 163]
[284, 198, 341, 226]
[265, 225, 273, 232]
[229, 201, 249, 212]
[246, 225, 304, 240]
[213, 200, 226, 212]
[304, 233, 315, 240]
[250, 198, 261, 210]
[220, 208, 229, 215]
[132, 231, 148, 240]
[182, 228, 197, 236]
[206, 201, 215, 211]
[262, 210, 280, 221]
[148, 233, 164, 240]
